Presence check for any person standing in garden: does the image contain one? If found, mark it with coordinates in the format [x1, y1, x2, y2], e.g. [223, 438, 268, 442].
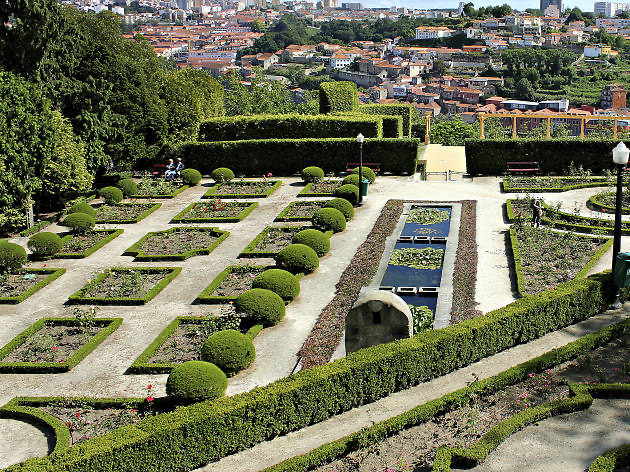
[532, 199, 543, 228]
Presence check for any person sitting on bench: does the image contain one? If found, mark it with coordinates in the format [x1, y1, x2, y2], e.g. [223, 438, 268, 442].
[175, 158, 184, 178]
[165, 159, 176, 180]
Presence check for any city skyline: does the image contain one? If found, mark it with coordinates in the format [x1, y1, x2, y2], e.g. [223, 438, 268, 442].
[359, 0, 594, 12]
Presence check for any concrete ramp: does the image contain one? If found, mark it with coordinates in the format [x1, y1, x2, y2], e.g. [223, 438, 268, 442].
[421, 144, 467, 181]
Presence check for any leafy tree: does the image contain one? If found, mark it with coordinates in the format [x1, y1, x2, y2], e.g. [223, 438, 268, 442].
[515, 78, 535, 101]
[431, 117, 476, 146]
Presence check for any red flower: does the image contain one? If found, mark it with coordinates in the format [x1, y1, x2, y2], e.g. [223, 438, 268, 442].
[147, 385, 152, 390]
[67, 422, 72, 428]
[76, 412, 81, 418]
[602, 208, 607, 212]
[146, 396, 154, 402]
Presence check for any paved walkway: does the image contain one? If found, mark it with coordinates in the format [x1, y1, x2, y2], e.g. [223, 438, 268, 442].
[422, 145, 467, 181]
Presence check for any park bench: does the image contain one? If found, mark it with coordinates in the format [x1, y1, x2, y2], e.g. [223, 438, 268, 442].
[151, 164, 167, 179]
[506, 161, 540, 174]
[345, 162, 381, 174]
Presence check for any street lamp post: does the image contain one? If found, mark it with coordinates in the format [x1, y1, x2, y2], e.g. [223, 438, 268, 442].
[356, 133, 364, 206]
[612, 141, 630, 308]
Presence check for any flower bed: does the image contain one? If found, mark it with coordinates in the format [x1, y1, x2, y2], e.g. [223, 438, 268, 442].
[502, 176, 615, 193]
[275, 201, 329, 222]
[0, 268, 66, 304]
[171, 201, 258, 223]
[130, 179, 188, 199]
[0, 316, 122, 373]
[510, 223, 612, 296]
[202, 180, 281, 199]
[298, 180, 343, 197]
[55, 230, 124, 259]
[588, 189, 630, 215]
[407, 207, 450, 225]
[68, 267, 181, 305]
[129, 312, 263, 374]
[240, 225, 310, 258]
[124, 227, 229, 261]
[389, 247, 444, 270]
[196, 265, 268, 303]
[95, 203, 161, 224]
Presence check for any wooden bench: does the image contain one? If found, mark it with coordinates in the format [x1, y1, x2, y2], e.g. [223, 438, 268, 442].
[151, 164, 167, 179]
[507, 161, 540, 174]
[346, 162, 381, 174]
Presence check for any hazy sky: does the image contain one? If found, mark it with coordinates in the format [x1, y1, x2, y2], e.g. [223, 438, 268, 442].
[361, 0, 594, 12]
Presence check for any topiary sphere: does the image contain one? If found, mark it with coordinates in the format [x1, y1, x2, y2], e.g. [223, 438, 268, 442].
[350, 166, 377, 184]
[234, 288, 286, 326]
[201, 329, 255, 376]
[292, 229, 330, 257]
[28, 232, 62, 258]
[334, 184, 359, 207]
[276, 243, 319, 274]
[342, 174, 360, 187]
[63, 212, 95, 234]
[252, 268, 300, 301]
[99, 186, 124, 204]
[166, 360, 227, 402]
[301, 166, 324, 183]
[0, 242, 27, 273]
[312, 208, 346, 234]
[116, 178, 138, 197]
[324, 198, 354, 221]
[68, 202, 96, 218]
[181, 168, 202, 186]
[211, 167, 235, 182]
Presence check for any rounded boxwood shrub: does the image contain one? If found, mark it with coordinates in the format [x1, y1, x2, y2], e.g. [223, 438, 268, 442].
[201, 329, 255, 376]
[342, 174, 360, 187]
[98, 186, 123, 204]
[312, 208, 346, 234]
[68, 202, 96, 218]
[252, 268, 300, 301]
[181, 168, 202, 186]
[292, 229, 330, 257]
[28, 232, 62, 258]
[116, 178, 138, 197]
[350, 166, 377, 183]
[301, 166, 324, 183]
[334, 184, 359, 206]
[63, 212, 95, 234]
[324, 198, 354, 221]
[166, 360, 227, 401]
[0, 242, 27, 273]
[211, 167, 235, 182]
[234, 288, 286, 326]
[276, 244, 319, 274]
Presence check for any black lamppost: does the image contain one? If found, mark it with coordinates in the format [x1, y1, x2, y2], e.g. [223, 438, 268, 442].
[612, 141, 629, 308]
[356, 133, 364, 206]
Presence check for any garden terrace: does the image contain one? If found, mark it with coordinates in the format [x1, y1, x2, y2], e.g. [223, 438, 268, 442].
[0, 269, 66, 304]
[94, 203, 161, 224]
[55, 230, 123, 259]
[240, 225, 311, 258]
[171, 201, 258, 223]
[202, 180, 281, 199]
[123, 227, 229, 261]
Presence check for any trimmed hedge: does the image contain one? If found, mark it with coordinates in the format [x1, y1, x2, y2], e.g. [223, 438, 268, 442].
[240, 226, 310, 258]
[171, 202, 258, 224]
[358, 103, 414, 137]
[116, 179, 138, 197]
[68, 202, 96, 217]
[94, 203, 162, 224]
[276, 201, 328, 222]
[319, 81, 359, 114]
[301, 166, 325, 183]
[0, 242, 27, 272]
[199, 114, 383, 141]
[27, 232, 62, 258]
[56, 230, 124, 259]
[166, 361, 227, 402]
[313, 208, 347, 233]
[276, 244, 320, 274]
[201, 329, 256, 377]
[501, 176, 615, 193]
[0, 268, 66, 304]
[181, 169, 202, 186]
[252, 269, 301, 301]
[465, 139, 627, 175]
[211, 167, 235, 182]
[293, 229, 330, 257]
[0, 317, 122, 373]
[196, 265, 268, 303]
[98, 186, 123, 204]
[234, 288, 286, 326]
[62, 213, 95, 234]
[123, 227, 229, 261]
[130, 185, 188, 199]
[334, 184, 359, 206]
[324, 198, 354, 221]
[202, 180, 282, 199]
[350, 166, 377, 183]
[589, 443, 630, 472]
[342, 174, 360, 187]
[172, 138, 419, 176]
[298, 180, 343, 197]
[588, 190, 630, 215]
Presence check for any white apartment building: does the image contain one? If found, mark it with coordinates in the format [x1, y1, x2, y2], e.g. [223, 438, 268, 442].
[414, 26, 455, 40]
[597, 17, 630, 27]
[594, 1, 630, 17]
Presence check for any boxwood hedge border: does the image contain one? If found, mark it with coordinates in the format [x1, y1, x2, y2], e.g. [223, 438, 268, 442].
[170, 201, 259, 224]
[202, 180, 282, 199]
[297, 181, 343, 197]
[501, 176, 615, 193]
[587, 190, 630, 215]
[0, 317, 122, 373]
[195, 265, 269, 304]
[94, 203, 162, 224]
[239, 225, 311, 258]
[123, 227, 229, 261]
[56, 230, 124, 259]
[68, 267, 181, 305]
[0, 268, 66, 304]
[128, 317, 263, 374]
[275, 200, 330, 222]
[588, 443, 630, 472]
[129, 185, 189, 199]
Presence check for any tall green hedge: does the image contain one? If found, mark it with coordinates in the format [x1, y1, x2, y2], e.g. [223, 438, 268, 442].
[465, 139, 626, 175]
[357, 104, 414, 138]
[199, 114, 383, 141]
[170, 138, 419, 175]
[319, 82, 359, 114]
[7, 272, 617, 472]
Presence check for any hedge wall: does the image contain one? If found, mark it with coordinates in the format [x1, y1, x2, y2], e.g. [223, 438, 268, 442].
[465, 139, 628, 175]
[198, 114, 383, 141]
[319, 81, 359, 114]
[171, 138, 420, 176]
[358, 103, 414, 137]
[7, 271, 619, 472]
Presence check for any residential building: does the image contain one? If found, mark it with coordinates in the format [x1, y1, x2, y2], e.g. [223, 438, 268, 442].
[594, 1, 630, 17]
[584, 44, 619, 57]
[414, 26, 455, 40]
[601, 83, 627, 109]
[540, 0, 563, 12]
[341, 2, 362, 9]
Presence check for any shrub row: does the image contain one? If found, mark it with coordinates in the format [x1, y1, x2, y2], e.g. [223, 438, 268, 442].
[358, 103, 414, 138]
[7, 271, 621, 472]
[501, 176, 615, 193]
[123, 228, 229, 261]
[465, 139, 628, 175]
[56, 230, 124, 259]
[199, 114, 384, 141]
[0, 268, 66, 304]
[170, 138, 420, 176]
[319, 81, 359, 114]
[589, 443, 630, 472]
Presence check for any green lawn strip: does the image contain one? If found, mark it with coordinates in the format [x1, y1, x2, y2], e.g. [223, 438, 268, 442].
[170, 202, 258, 223]
[587, 190, 630, 215]
[68, 267, 181, 305]
[0, 268, 66, 304]
[588, 443, 630, 472]
[56, 229, 124, 259]
[128, 317, 263, 374]
[501, 177, 614, 193]
[297, 181, 343, 197]
[202, 180, 281, 199]
[195, 265, 269, 303]
[95, 203, 162, 224]
[130, 185, 189, 199]
[509, 227, 612, 297]
[0, 318, 122, 373]
[263, 318, 630, 472]
[275, 200, 330, 221]
[123, 227, 229, 261]
[239, 225, 311, 258]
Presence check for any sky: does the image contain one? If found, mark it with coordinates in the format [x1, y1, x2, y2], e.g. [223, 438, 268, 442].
[361, 0, 595, 12]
